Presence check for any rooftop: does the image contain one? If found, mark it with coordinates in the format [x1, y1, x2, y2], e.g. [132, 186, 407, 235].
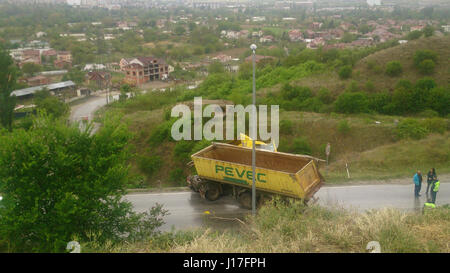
[11, 81, 75, 97]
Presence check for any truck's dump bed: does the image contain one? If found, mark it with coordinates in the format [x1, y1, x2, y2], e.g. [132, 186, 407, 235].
[191, 143, 323, 199]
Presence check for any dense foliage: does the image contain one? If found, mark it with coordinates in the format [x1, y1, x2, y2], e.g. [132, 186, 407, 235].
[0, 115, 166, 252]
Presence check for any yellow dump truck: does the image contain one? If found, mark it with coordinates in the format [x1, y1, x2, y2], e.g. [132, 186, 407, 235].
[187, 142, 324, 209]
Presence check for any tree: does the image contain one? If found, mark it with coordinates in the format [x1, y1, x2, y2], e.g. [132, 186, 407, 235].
[34, 89, 69, 118]
[208, 61, 225, 74]
[423, 25, 434, 37]
[418, 59, 435, 75]
[22, 62, 42, 76]
[385, 61, 403, 77]
[407, 30, 422, 40]
[174, 25, 186, 36]
[62, 68, 85, 85]
[413, 50, 437, 67]
[0, 115, 167, 252]
[0, 49, 17, 131]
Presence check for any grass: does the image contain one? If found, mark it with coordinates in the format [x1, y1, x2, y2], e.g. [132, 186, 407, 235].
[170, 201, 450, 253]
[85, 201, 450, 253]
[293, 36, 450, 94]
[324, 132, 450, 182]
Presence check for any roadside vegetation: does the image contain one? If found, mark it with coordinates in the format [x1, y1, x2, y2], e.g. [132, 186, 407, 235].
[84, 200, 450, 253]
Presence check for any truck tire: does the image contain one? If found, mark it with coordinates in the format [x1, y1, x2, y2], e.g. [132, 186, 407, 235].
[238, 192, 252, 209]
[204, 182, 221, 201]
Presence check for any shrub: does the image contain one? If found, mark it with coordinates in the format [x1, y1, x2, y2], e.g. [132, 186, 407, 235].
[280, 120, 294, 135]
[138, 155, 162, 178]
[317, 88, 333, 104]
[334, 92, 369, 114]
[427, 87, 450, 117]
[173, 141, 195, 163]
[290, 137, 312, 155]
[337, 120, 351, 135]
[0, 115, 167, 252]
[417, 109, 439, 118]
[338, 65, 352, 79]
[413, 50, 437, 67]
[148, 120, 175, 147]
[418, 59, 435, 75]
[422, 118, 447, 134]
[169, 168, 185, 184]
[368, 91, 392, 114]
[385, 61, 403, 77]
[396, 119, 429, 140]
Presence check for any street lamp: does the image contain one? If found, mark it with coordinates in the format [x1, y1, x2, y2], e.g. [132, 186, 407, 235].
[250, 44, 257, 216]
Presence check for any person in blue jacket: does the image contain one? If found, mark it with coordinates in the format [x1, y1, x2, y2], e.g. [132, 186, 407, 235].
[413, 170, 422, 197]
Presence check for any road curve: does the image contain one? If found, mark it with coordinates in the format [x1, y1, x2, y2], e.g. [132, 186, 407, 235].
[125, 182, 449, 231]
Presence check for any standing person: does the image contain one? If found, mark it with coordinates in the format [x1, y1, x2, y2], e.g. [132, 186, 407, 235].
[413, 170, 422, 197]
[426, 168, 436, 194]
[430, 178, 440, 204]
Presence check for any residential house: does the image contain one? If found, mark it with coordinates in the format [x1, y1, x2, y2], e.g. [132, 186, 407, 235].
[54, 51, 73, 69]
[212, 54, 232, 63]
[260, 35, 275, 43]
[288, 30, 304, 42]
[86, 71, 111, 90]
[121, 57, 170, 86]
[83, 64, 106, 71]
[27, 75, 50, 87]
[410, 25, 425, 32]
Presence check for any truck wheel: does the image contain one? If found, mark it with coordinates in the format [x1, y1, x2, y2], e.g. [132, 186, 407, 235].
[205, 182, 221, 201]
[238, 192, 252, 210]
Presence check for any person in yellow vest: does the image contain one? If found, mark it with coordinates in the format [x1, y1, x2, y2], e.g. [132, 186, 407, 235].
[430, 178, 440, 204]
[423, 199, 436, 214]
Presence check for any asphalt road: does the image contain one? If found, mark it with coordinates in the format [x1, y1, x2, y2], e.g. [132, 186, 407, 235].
[125, 182, 449, 232]
[69, 95, 108, 122]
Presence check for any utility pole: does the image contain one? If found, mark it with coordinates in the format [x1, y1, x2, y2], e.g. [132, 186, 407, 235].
[250, 44, 257, 216]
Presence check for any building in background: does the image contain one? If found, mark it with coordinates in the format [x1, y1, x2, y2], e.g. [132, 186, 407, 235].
[120, 57, 170, 86]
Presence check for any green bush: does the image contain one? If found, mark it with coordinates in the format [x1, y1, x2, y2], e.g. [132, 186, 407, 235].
[138, 155, 162, 178]
[169, 168, 185, 184]
[422, 118, 447, 134]
[290, 137, 312, 155]
[385, 61, 403, 77]
[418, 59, 435, 75]
[0, 115, 166, 252]
[148, 120, 175, 147]
[368, 91, 392, 114]
[334, 92, 369, 114]
[396, 119, 429, 140]
[280, 120, 294, 135]
[338, 65, 352, 79]
[173, 141, 195, 163]
[317, 88, 334, 104]
[413, 50, 437, 67]
[417, 109, 439, 118]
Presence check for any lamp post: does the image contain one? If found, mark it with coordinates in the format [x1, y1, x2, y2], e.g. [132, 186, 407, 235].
[250, 44, 257, 216]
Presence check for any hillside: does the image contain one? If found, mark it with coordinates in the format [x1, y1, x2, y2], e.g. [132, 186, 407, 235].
[292, 35, 450, 95]
[99, 35, 450, 188]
